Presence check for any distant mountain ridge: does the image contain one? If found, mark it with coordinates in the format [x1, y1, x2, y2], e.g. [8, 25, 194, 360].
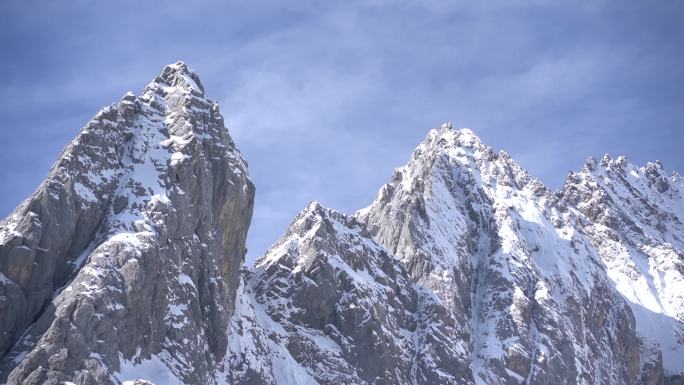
[0, 64, 682, 385]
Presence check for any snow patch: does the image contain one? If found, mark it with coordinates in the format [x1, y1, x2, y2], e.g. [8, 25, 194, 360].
[114, 354, 182, 385]
[74, 181, 97, 202]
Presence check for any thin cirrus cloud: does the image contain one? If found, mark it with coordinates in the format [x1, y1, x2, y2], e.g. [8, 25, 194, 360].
[0, 1, 682, 263]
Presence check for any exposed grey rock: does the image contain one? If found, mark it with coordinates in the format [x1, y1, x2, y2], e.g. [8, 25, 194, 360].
[0, 62, 254, 385]
[228, 202, 472, 385]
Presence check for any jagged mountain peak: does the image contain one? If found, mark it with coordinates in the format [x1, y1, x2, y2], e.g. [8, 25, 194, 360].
[431, 125, 482, 146]
[599, 153, 626, 167]
[234, 198, 472, 385]
[422, 125, 487, 153]
[571, 153, 681, 198]
[300, 200, 338, 219]
[254, 200, 370, 274]
[0, 62, 254, 385]
[265, 200, 344, 239]
[152, 61, 205, 94]
[562, 156, 684, 376]
[582, 153, 669, 178]
[356, 123, 661, 384]
[363, 126, 549, 222]
[3, 61, 684, 385]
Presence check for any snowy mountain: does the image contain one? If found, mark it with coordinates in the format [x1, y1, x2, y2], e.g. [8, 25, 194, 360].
[227, 202, 471, 385]
[1, 64, 682, 385]
[0, 62, 254, 385]
[562, 155, 684, 376]
[357, 127, 663, 384]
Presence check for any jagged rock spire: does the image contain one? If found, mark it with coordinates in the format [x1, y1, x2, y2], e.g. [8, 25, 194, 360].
[0, 63, 254, 385]
[155, 61, 205, 94]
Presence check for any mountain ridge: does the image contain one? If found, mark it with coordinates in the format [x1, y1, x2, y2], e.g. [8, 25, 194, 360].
[0, 63, 682, 385]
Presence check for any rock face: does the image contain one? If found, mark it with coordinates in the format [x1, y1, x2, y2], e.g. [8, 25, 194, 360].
[1, 64, 683, 385]
[227, 203, 471, 385]
[228, 127, 683, 385]
[0, 62, 254, 385]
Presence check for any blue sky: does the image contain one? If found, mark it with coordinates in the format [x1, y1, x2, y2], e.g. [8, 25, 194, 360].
[1, 1, 683, 263]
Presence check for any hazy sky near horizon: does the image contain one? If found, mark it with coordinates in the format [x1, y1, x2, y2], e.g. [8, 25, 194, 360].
[1, 1, 683, 263]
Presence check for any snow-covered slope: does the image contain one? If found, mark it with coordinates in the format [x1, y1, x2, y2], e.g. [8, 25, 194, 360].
[0, 62, 254, 385]
[227, 126, 682, 385]
[563, 155, 684, 376]
[358, 127, 651, 385]
[1, 62, 682, 385]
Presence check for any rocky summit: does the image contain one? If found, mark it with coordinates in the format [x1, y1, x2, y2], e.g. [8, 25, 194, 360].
[0, 64, 683, 385]
[0, 62, 254, 385]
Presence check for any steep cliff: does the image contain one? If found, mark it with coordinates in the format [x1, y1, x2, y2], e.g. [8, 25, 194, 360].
[0, 62, 254, 385]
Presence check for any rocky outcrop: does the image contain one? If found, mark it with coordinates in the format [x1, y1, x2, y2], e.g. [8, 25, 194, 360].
[0, 62, 254, 385]
[227, 202, 471, 385]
